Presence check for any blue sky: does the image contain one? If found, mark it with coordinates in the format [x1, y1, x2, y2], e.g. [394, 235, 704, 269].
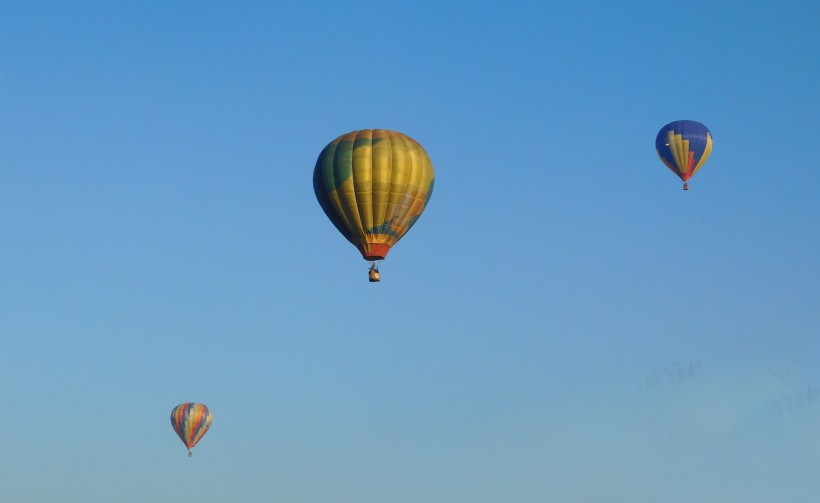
[1, 1, 819, 501]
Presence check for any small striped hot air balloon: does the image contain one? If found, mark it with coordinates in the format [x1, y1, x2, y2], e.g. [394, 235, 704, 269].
[170, 403, 213, 457]
[655, 120, 713, 190]
[313, 129, 435, 282]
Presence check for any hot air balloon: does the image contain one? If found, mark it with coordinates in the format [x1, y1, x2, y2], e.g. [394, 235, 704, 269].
[313, 129, 435, 281]
[170, 403, 213, 457]
[655, 120, 713, 190]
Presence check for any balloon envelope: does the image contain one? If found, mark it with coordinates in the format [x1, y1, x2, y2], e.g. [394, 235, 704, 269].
[655, 120, 713, 183]
[313, 129, 435, 261]
[170, 403, 213, 452]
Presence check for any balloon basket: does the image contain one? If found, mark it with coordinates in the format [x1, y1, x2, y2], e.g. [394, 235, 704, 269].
[368, 263, 381, 282]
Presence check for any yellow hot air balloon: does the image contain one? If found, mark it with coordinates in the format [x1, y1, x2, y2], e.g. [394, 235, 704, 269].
[170, 403, 213, 457]
[313, 129, 435, 281]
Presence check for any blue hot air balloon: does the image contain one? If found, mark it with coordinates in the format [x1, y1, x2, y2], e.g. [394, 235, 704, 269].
[655, 120, 713, 190]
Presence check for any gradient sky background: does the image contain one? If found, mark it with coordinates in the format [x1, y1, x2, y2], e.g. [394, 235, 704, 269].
[2, 2, 819, 502]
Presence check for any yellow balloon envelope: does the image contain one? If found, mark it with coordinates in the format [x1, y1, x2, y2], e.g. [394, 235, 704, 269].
[313, 129, 435, 261]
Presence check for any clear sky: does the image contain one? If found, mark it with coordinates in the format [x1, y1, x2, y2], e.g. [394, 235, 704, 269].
[1, 1, 819, 502]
